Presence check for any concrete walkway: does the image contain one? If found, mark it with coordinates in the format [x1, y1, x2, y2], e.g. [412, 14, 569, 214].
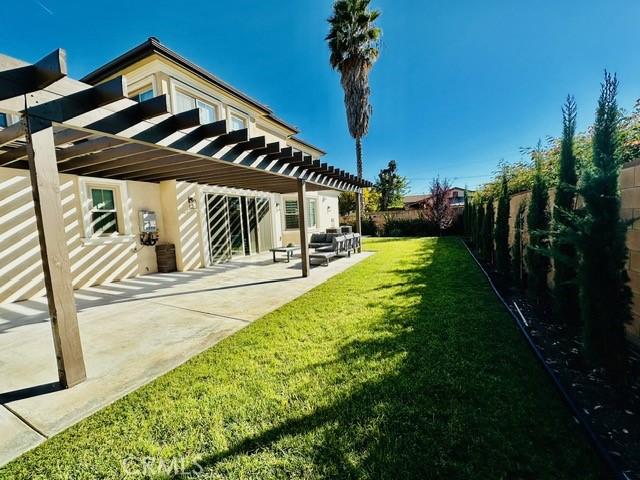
[0, 251, 372, 466]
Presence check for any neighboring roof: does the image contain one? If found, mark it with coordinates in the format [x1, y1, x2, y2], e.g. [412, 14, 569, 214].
[403, 187, 473, 204]
[81, 37, 301, 135]
[403, 194, 429, 204]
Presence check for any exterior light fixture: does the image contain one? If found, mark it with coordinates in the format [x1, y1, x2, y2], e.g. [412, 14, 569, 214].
[188, 195, 197, 210]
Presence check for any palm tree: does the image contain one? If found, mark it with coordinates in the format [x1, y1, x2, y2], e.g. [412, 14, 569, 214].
[326, 0, 381, 180]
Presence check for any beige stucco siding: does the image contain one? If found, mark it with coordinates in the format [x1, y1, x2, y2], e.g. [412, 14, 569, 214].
[0, 167, 163, 304]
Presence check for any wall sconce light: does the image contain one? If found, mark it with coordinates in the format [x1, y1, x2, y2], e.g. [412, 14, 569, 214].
[327, 205, 332, 213]
[187, 195, 197, 210]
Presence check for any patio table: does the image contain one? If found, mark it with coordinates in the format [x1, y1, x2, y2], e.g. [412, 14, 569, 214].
[270, 246, 300, 263]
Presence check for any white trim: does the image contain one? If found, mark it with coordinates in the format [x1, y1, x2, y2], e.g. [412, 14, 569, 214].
[169, 77, 222, 121]
[78, 176, 132, 240]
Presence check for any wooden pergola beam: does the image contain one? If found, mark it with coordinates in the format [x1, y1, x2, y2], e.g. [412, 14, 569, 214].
[24, 114, 86, 388]
[132, 108, 201, 144]
[28, 76, 127, 123]
[0, 49, 67, 100]
[0, 121, 25, 148]
[198, 128, 249, 156]
[75, 150, 184, 177]
[297, 179, 310, 277]
[58, 143, 154, 172]
[168, 119, 227, 150]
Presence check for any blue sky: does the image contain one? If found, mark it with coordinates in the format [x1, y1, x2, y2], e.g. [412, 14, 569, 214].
[2, 0, 639, 193]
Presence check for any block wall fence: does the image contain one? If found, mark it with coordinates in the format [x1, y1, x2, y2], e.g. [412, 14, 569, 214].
[507, 159, 640, 337]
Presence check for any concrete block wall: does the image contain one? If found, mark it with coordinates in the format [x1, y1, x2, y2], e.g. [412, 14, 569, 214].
[620, 163, 640, 336]
[506, 161, 640, 336]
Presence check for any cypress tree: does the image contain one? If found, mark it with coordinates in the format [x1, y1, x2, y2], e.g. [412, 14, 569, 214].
[474, 202, 485, 249]
[494, 173, 510, 277]
[512, 200, 527, 287]
[463, 189, 470, 239]
[481, 199, 495, 262]
[526, 149, 550, 302]
[552, 95, 580, 324]
[578, 72, 631, 378]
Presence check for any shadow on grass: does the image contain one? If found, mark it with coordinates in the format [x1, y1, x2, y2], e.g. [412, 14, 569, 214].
[175, 237, 605, 479]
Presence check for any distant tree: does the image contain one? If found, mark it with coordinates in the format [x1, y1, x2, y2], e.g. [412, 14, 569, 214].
[551, 95, 580, 324]
[338, 188, 380, 215]
[375, 160, 409, 210]
[494, 173, 511, 277]
[480, 198, 495, 262]
[576, 72, 631, 378]
[327, 0, 382, 190]
[512, 200, 527, 287]
[526, 145, 550, 302]
[423, 176, 456, 234]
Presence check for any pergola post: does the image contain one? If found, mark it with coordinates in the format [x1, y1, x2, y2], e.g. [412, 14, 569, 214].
[355, 190, 363, 253]
[25, 114, 86, 388]
[297, 178, 310, 277]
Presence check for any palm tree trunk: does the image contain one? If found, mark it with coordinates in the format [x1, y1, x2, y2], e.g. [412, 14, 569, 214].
[355, 137, 363, 179]
[355, 137, 364, 213]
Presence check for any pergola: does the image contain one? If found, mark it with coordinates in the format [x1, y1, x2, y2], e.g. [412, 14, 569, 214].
[0, 49, 368, 389]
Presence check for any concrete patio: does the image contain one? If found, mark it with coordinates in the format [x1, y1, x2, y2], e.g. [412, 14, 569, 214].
[0, 251, 372, 466]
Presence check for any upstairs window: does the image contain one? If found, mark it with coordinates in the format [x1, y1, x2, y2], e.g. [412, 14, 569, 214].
[132, 88, 154, 103]
[230, 113, 247, 131]
[284, 200, 299, 229]
[175, 90, 217, 123]
[90, 188, 119, 235]
[196, 99, 217, 123]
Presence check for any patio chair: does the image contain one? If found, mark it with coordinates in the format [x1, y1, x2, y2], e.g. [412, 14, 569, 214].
[310, 235, 347, 266]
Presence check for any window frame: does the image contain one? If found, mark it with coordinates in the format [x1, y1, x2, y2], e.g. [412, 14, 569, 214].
[284, 199, 299, 230]
[131, 87, 154, 103]
[79, 177, 133, 244]
[307, 198, 317, 229]
[172, 82, 221, 124]
[90, 188, 119, 236]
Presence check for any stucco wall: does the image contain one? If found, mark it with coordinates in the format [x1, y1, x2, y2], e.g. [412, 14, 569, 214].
[280, 191, 340, 246]
[0, 167, 163, 304]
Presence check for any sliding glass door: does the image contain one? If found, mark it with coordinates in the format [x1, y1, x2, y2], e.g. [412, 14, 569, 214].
[205, 193, 273, 264]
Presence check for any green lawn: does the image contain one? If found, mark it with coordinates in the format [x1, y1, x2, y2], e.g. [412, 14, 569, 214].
[1, 238, 604, 479]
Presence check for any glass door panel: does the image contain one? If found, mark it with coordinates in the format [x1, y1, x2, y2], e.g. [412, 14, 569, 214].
[228, 196, 245, 257]
[256, 198, 273, 251]
[247, 197, 259, 254]
[205, 194, 231, 264]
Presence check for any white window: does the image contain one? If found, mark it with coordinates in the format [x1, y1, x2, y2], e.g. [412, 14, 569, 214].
[175, 90, 196, 113]
[284, 200, 299, 229]
[132, 88, 154, 103]
[90, 188, 119, 235]
[196, 99, 217, 123]
[230, 113, 247, 131]
[175, 90, 218, 123]
[307, 198, 317, 228]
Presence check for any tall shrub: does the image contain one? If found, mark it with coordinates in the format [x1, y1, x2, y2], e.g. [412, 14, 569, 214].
[480, 199, 494, 262]
[578, 72, 631, 378]
[512, 200, 527, 287]
[552, 95, 580, 324]
[494, 173, 510, 276]
[526, 149, 550, 302]
[463, 189, 470, 239]
[474, 202, 485, 248]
